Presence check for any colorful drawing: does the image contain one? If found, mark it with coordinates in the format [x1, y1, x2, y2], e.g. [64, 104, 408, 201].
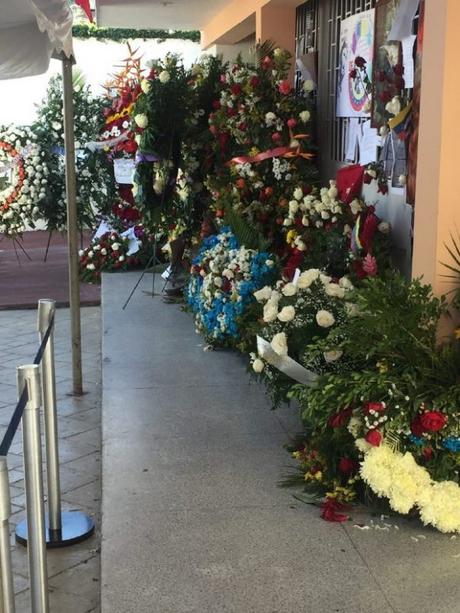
[337, 9, 375, 118]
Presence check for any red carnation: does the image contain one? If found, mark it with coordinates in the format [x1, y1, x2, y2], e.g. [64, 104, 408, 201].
[363, 172, 373, 184]
[328, 407, 353, 428]
[365, 429, 382, 447]
[420, 411, 447, 432]
[271, 132, 282, 142]
[278, 80, 292, 95]
[362, 402, 385, 415]
[355, 56, 367, 69]
[212, 100, 221, 110]
[339, 457, 358, 475]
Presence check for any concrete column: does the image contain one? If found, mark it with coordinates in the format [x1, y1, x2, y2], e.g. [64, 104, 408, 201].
[256, 3, 297, 79]
[412, 0, 460, 333]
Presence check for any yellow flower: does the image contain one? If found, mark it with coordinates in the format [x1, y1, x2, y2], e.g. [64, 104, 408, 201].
[314, 470, 323, 482]
[286, 229, 298, 245]
[249, 147, 260, 157]
[455, 327, 460, 340]
[377, 360, 389, 374]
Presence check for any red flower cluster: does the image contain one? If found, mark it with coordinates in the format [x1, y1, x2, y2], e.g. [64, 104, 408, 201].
[411, 411, 447, 435]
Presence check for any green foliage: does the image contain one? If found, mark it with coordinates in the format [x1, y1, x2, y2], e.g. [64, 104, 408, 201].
[72, 24, 200, 43]
[33, 74, 116, 231]
[224, 203, 270, 252]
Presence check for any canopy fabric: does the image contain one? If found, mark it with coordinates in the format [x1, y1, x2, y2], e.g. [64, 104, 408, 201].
[0, 0, 74, 80]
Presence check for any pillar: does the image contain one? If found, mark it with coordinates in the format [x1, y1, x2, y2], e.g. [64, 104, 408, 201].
[412, 0, 460, 334]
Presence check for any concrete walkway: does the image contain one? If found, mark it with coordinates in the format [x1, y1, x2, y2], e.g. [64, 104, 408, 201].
[101, 273, 460, 613]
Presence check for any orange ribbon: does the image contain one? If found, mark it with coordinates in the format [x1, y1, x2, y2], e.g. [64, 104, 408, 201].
[228, 133, 314, 166]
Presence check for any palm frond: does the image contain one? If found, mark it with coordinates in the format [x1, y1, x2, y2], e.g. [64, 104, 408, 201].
[254, 40, 276, 65]
[224, 204, 270, 252]
[72, 67, 86, 89]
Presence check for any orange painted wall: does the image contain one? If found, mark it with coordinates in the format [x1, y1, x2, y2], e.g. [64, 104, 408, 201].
[412, 0, 460, 332]
[202, 0, 270, 48]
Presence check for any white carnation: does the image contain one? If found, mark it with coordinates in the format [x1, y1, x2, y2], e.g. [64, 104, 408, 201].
[293, 187, 303, 201]
[254, 286, 272, 302]
[325, 283, 345, 299]
[297, 269, 320, 289]
[134, 114, 148, 129]
[252, 358, 265, 373]
[299, 110, 310, 123]
[281, 283, 297, 297]
[263, 302, 278, 323]
[159, 70, 171, 83]
[323, 349, 343, 363]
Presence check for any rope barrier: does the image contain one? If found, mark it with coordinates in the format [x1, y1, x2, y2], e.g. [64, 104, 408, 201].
[0, 314, 54, 456]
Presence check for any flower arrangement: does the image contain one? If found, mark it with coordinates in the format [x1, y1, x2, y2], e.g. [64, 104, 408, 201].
[78, 228, 150, 284]
[249, 269, 354, 406]
[131, 54, 190, 230]
[0, 125, 48, 236]
[186, 227, 276, 344]
[289, 273, 460, 531]
[206, 47, 317, 245]
[33, 74, 116, 231]
[281, 181, 392, 280]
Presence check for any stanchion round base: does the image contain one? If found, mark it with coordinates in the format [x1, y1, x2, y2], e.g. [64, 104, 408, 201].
[15, 512, 95, 548]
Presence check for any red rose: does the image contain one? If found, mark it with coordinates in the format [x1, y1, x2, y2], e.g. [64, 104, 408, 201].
[249, 76, 260, 88]
[355, 56, 367, 69]
[362, 402, 385, 415]
[278, 80, 292, 95]
[212, 100, 221, 110]
[231, 84, 242, 96]
[262, 56, 272, 70]
[339, 457, 358, 474]
[410, 417, 425, 437]
[423, 447, 434, 460]
[320, 497, 350, 523]
[349, 69, 358, 79]
[363, 172, 373, 184]
[420, 411, 447, 432]
[328, 407, 353, 428]
[287, 118, 297, 129]
[365, 429, 382, 447]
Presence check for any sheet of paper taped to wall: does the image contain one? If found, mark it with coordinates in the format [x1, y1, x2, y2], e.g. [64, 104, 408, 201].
[256, 336, 319, 386]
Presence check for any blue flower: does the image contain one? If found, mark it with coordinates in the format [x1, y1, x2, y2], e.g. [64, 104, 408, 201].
[442, 437, 460, 453]
[408, 434, 424, 446]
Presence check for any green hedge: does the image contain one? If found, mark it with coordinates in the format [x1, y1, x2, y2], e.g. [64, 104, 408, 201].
[72, 24, 201, 43]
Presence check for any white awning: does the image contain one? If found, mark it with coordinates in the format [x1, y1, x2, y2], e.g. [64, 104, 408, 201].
[0, 0, 74, 80]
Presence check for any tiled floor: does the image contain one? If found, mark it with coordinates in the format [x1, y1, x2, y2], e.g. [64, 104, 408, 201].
[0, 306, 102, 613]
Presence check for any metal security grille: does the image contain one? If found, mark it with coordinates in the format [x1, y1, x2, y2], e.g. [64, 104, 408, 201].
[295, 0, 319, 92]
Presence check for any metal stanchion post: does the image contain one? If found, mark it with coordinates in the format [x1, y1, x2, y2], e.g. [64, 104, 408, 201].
[17, 365, 49, 613]
[16, 302, 95, 549]
[0, 457, 15, 613]
[38, 300, 61, 542]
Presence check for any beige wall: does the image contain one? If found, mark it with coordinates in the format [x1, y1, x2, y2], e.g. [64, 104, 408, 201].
[412, 0, 460, 332]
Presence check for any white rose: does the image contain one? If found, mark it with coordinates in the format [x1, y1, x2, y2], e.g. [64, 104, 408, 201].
[303, 80, 315, 92]
[283, 218, 293, 227]
[141, 79, 151, 94]
[87, 250, 94, 258]
[398, 175, 406, 186]
[263, 301, 278, 323]
[111, 243, 120, 251]
[159, 70, 170, 84]
[345, 302, 359, 317]
[254, 286, 272, 302]
[277, 306, 295, 322]
[293, 187, 303, 201]
[252, 358, 265, 373]
[134, 114, 148, 129]
[378, 221, 390, 234]
[316, 310, 335, 328]
[270, 332, 288, 356]
[119, 255, 125, 262]
[265, 112, 276, 126]
[297, 269, 320, 289]
[78, 249, 84, 257]
[385, 96, 401, 116]
[320, 274, 332, 285]
[350, 199, 362, 216]
[269, 290, 281, 304]
[323, 349, 343, 363]
[289, 200, 299, 214]
[325, 283, 345, 299]
[339, 277, 354, 290]
[281, 283, 297, 297]
[299, 110, 310, 123]
[301, 215, 309, 227]
[101, 248, 107, 255]
[86, 263, 95, 271]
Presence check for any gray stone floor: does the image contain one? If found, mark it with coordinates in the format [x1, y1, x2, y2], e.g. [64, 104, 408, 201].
[0, 306, 102, 613]
[101, 273, 460, 613]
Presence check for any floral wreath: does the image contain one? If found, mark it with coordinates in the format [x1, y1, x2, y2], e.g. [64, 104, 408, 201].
[0, 126, 48, 236]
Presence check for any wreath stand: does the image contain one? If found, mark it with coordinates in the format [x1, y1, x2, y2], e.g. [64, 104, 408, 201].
[121, 235, 163, 310]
